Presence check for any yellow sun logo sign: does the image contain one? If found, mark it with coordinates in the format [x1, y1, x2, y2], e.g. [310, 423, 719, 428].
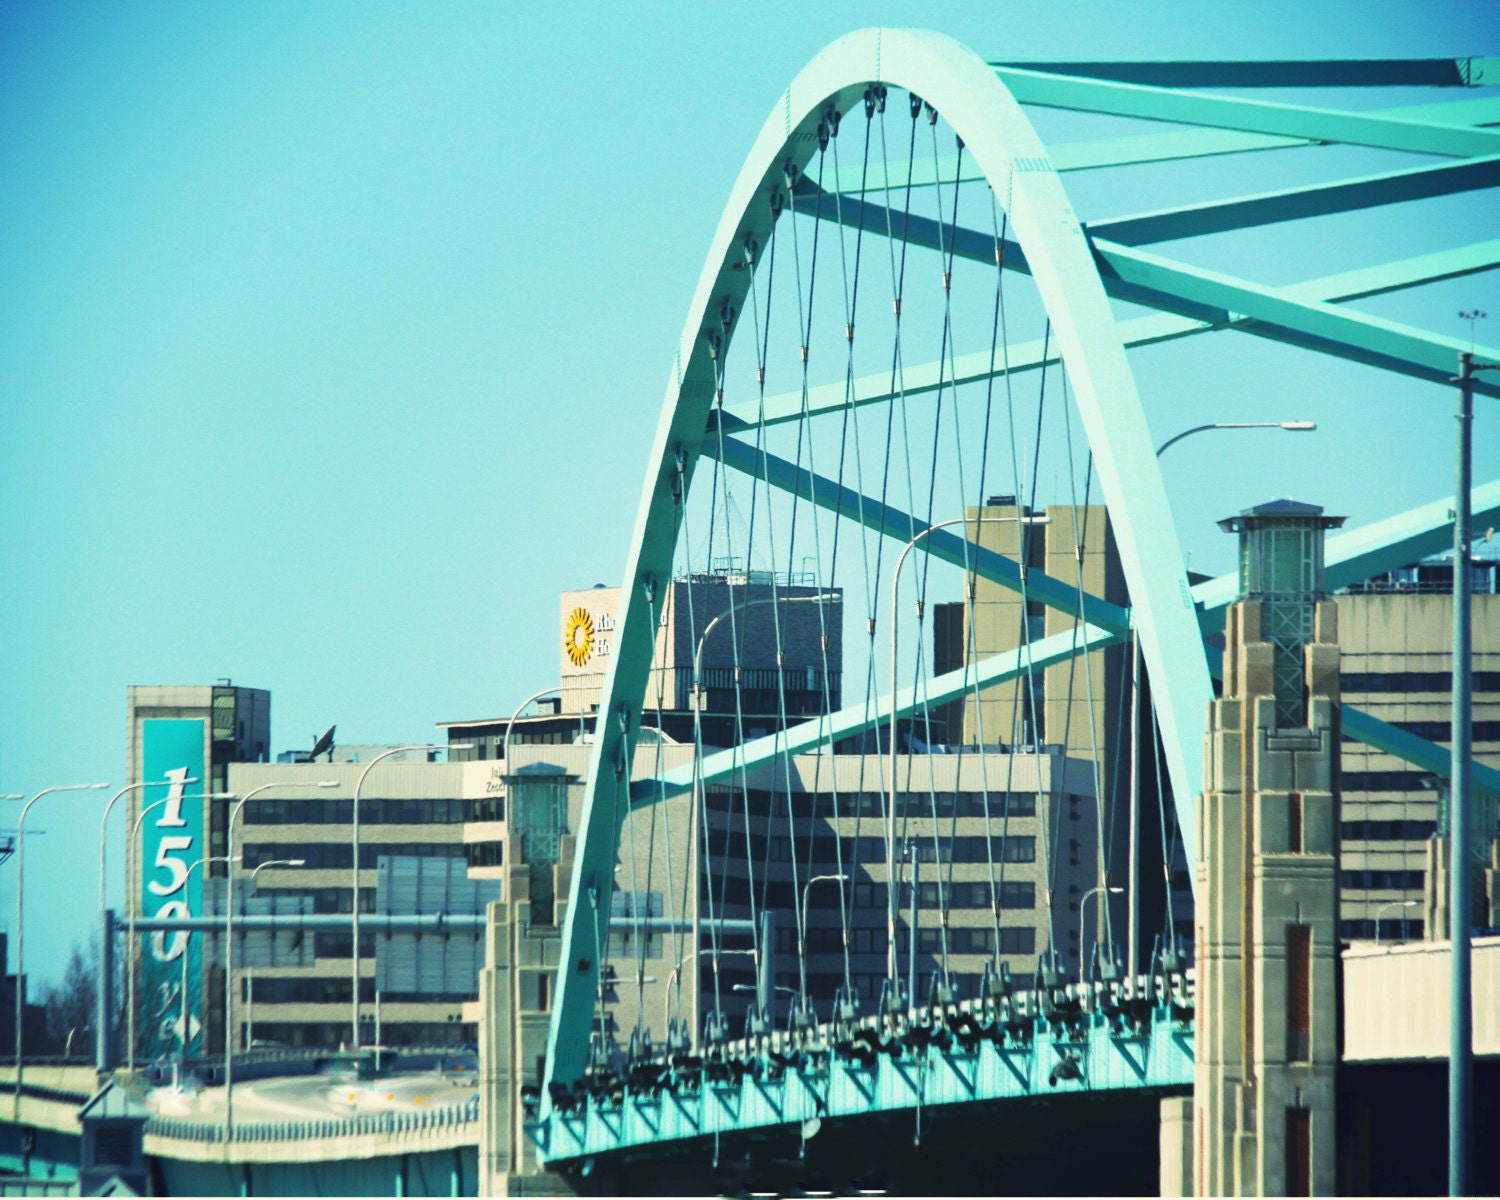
[563, 607, 595, 667]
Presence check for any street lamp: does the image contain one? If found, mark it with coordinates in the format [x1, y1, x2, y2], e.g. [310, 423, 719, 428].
[1154, 420, 1316, 457]
[14, 782, 108, 1115]
[350, 746, 469, 1057]
[1376, 899, 1420, 945]
[799, 874, 849, 1011]
[887, 516, 1018, 990]
[238, 858, 304, 1056]
[126, 790, 236, 1074]
[177, 855, 239, 1069]
[662, 948, 757, 1039]
[1078, 885, 1123, 980]
[225, 781, 335, 1140]
[503, 688, 563, 775]
[1108, 419, 1314, 980]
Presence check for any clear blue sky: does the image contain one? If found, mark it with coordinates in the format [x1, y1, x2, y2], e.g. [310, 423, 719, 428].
[2, 0, 1497, 988]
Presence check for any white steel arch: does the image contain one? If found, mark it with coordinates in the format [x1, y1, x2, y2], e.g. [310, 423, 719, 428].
[544, 27, 1212, 1093]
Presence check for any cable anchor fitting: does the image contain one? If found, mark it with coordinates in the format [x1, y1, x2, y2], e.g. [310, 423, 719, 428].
[909, 92, 922, 120]
[783, 160, 800, 191]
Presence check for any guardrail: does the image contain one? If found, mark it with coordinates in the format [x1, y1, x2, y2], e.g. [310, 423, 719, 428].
[146, 1092, 479, 1144]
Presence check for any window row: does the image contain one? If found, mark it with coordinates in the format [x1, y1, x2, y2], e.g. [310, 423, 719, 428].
[243, 797, 478, 826]
[1340, 869, 1425, 891]
[1341, 771, 1431, 794]
[705, 787, 1040, 821]
[1339, 918, 1423, 941]
[242, 842, 466, 871]
[1341, 671, 1500, 695]
[1339, 820, 1436, 842]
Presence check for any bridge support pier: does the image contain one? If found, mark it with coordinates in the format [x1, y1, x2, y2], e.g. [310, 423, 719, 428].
[1160, 1095, 1194, 1197]
[1194, 502, 1344, 1196]
[477, 763, 577, 1197]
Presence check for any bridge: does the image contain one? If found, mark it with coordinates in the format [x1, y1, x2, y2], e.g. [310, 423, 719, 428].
[0, 26, 1496, 1198]
[516, 27, 1500, 1197]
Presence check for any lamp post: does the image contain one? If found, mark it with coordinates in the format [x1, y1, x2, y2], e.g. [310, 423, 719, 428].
[126, 790, 236, 1074]
[350, 746, 469, 1057]
[503, 688, 563, 776]
[1154, 420, 1315, 457]
[225, 782, 336, 1140]
[177, 855, 238, 1069]
[1131, 419, 1314, 978]
[887, 516, 1017, 990]
[98, 778, 198, 1072]
[1448, 337, 1497, 1198]
[690, 591, 837, 1020]
[1078, 885, 1123, 980]
[238, 858, 304, 1055]
[1376, 899, 1419, 945]
[798, 874, 848, 1011]
[662, 948, 756, 1038]
[14, 782, 108, 1116]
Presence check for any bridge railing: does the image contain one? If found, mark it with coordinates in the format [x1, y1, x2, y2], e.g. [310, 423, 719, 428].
[145, 1091, 480, 1145]
[530, 968, 1196, 1164]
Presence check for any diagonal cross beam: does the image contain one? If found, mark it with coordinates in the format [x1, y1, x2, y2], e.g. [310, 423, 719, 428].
[790, 184, 1500, 402]
[720, 239, 1500, 432]
[819, 96, 1500, 194]
[991, 66, 1500, 158]
[704, 432, 1130, 632]
[629, 622, 1123, 807]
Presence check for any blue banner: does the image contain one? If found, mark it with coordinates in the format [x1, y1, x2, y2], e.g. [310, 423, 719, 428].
[140, 719, 205, 1060]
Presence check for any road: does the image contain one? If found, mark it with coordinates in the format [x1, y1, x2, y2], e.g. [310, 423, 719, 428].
[147, 1067, 476, 1125]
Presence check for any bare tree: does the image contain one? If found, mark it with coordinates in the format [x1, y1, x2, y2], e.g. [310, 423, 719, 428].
[43, 938, 96, 1053]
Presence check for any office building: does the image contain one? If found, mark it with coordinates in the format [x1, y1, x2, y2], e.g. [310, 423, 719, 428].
[1334, 547, 1500, 941]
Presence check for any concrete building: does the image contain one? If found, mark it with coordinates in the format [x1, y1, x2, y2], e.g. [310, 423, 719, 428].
[443, 574, 842, 764]
[126, 683, 271, 1057]
[933, 500, 1153, 972]
[125, 683, 505, 1054]
[1334, 548, 1500, 943]
[221, 759, 494, 1051]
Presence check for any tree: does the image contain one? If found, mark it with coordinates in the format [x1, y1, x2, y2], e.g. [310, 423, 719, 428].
[42, 938, 96, 1052]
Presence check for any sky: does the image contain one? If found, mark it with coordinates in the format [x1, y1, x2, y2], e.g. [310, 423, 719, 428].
[2, 0, 1497, 989]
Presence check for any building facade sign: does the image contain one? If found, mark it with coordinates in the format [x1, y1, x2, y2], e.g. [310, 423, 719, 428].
[140, 718, 205, 1058]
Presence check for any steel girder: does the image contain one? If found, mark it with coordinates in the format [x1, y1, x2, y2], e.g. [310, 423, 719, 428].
[544, 27, 1212, 1097]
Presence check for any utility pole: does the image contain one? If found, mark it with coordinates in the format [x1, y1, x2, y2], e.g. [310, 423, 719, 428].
[1450, 329, 1495, 1197]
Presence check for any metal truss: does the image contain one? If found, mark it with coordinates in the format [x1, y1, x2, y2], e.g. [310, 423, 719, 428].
[543, 28, 1500, 1111]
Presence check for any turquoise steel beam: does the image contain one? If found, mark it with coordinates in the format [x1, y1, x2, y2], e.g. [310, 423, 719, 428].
[1091, 238, 1500, 399]
[546, 28, 1213, 1096]
[531, 1005, 1194, 1165]
[630, 621, 1122, 808]
[992, 67, 1500, 158]
[1342, 707, 1500, 799]
[723, 240, 1500, 433]
[1201, 647, 1500, 798]
[987, 58, 1500, 89]
[1089, 154, 1500, 246]
[704, 433, 1130, 632]
[1192, 480, 1500, 629]
[794, 186, 1500, 398]
[821, 96, 1500, 194]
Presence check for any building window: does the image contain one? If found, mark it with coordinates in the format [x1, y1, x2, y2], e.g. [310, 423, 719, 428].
[1287, 924, 1311, 1062]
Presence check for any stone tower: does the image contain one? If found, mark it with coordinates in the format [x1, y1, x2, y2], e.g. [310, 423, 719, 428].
[1195, 500, 1344, 1197]
[476, 762, 576, 1197]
